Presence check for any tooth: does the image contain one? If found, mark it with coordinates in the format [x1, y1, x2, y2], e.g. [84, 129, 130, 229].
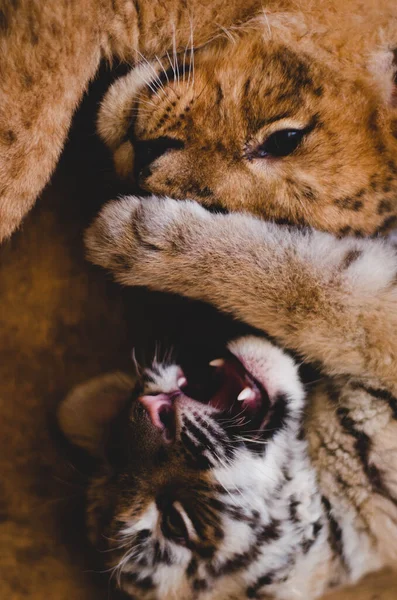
[178, 377, 187, 388]
[237, 387, 255, 402]
[209, 359, 225, 367]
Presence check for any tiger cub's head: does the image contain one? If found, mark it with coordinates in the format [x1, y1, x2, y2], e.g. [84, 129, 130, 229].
[98, 18, 397, 237]
[58, 336, 322, 600]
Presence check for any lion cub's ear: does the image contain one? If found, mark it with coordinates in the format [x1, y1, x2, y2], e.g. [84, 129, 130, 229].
[58, 372, 135, 457]
[368, 48, 397, 108]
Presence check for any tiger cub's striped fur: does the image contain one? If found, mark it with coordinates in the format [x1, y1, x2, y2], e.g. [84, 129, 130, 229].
[60, 194, 397, 599]
[60, 335, 397, 600]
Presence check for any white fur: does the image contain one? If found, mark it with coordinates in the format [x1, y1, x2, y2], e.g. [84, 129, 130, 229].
[112, 336, 335, 599]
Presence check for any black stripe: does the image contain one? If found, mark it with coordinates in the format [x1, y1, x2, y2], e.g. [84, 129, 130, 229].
[195, 413, 234, 458]
[209, 547, 254, 578]
[132, 0, 141, 33]
[153, 541, 171, 565]
[242, 76, 251, 98]
[258, 519, 281, 543]
[180, 430, 211, 470]
[206, 496, 227, 513]
[335, 408, 397, 508]
[244, 393, 289, 455]
[289, 496, 300, 523]
[334, 406, 393, 498]
[321, 496, 347, 568]
[180, 429, 205, 455]
[246, 572, 275, 598]
[301, 519, 323, 554]
[186, 557, 198, 578]
[222, 504, 260, 526]
[124, 99, 139, 144]
[122, 572, 154, 590]
[193, 578, 208, 591]
[184, 417, 218, 457]
[330, 383, 397, 512]
[210, 519, 281, 579]
[263, 394, 289, 439]
[329, 383, 377, 487]
[254, 111, 292, 129]
[336, 406, 372, 464]
[195, 413, 228, 444]
[334, 405, 389, 496]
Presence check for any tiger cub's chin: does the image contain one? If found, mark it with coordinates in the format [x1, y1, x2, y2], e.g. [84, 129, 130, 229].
[58, 335, 393, 600]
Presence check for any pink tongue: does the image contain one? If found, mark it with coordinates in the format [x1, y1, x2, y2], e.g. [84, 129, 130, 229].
[138, 394, 174, 431]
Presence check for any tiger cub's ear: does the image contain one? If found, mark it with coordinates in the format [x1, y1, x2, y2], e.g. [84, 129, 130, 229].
[58, 372, 135, 457]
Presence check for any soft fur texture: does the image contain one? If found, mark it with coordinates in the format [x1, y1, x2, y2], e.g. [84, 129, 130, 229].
[98, 1, 397, 236]
[85, 195, 397, 388]
[1, 115, 397, 600]
[1, 0, 397, 240]
[0, 0, 261, 240]
[59, 337, 324, 600]
[1, 50, 397, 600]
[59, 193, 397, 598]
[60, 322, 397, 599]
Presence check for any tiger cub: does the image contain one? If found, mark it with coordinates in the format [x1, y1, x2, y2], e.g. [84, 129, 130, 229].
[58, 194, 397, 599]
[59, 332, 397, 600]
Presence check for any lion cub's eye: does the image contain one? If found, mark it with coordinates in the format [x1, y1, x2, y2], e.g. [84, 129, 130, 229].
[161, 505, 189, 545]
[256, 128, 306, 158]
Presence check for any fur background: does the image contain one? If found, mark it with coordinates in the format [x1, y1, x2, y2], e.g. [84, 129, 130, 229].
[0, 68, 396, 600]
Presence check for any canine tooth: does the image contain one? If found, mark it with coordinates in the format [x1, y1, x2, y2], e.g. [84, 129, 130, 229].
[178, 377, 187, 388]
[237, 387, 255, 402]
[209, 359, 225, 367]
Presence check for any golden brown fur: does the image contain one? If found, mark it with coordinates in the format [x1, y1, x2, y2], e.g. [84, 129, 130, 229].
[1, 0, 397, 240]
[99, 1, 397, 236]
[86, 195, 397, 391]
[0, 0, 261, 240]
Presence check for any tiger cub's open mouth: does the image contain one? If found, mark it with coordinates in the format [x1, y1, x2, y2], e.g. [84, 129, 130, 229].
[138, 352, 271, 443]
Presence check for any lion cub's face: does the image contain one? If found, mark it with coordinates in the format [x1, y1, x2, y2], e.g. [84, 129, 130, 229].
[99, 30, 397, 236]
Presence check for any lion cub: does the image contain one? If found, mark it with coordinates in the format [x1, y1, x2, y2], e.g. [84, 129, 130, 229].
[1, 0, 397, 239]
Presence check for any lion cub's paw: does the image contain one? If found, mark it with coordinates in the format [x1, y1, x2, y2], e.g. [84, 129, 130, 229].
[85, 195, 210, 284]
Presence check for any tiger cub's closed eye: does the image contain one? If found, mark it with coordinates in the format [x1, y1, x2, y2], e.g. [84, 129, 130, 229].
[161, 504, 190, 545]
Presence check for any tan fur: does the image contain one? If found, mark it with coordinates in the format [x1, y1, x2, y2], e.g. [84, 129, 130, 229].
[85, 195, 397, 390]
[0, 0, 262, 241]
[1, 0, 397, 240]
[98, 0, 397, 236]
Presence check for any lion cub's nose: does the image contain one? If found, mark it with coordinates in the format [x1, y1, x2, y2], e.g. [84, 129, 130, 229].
[133, 137, 184, 181]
